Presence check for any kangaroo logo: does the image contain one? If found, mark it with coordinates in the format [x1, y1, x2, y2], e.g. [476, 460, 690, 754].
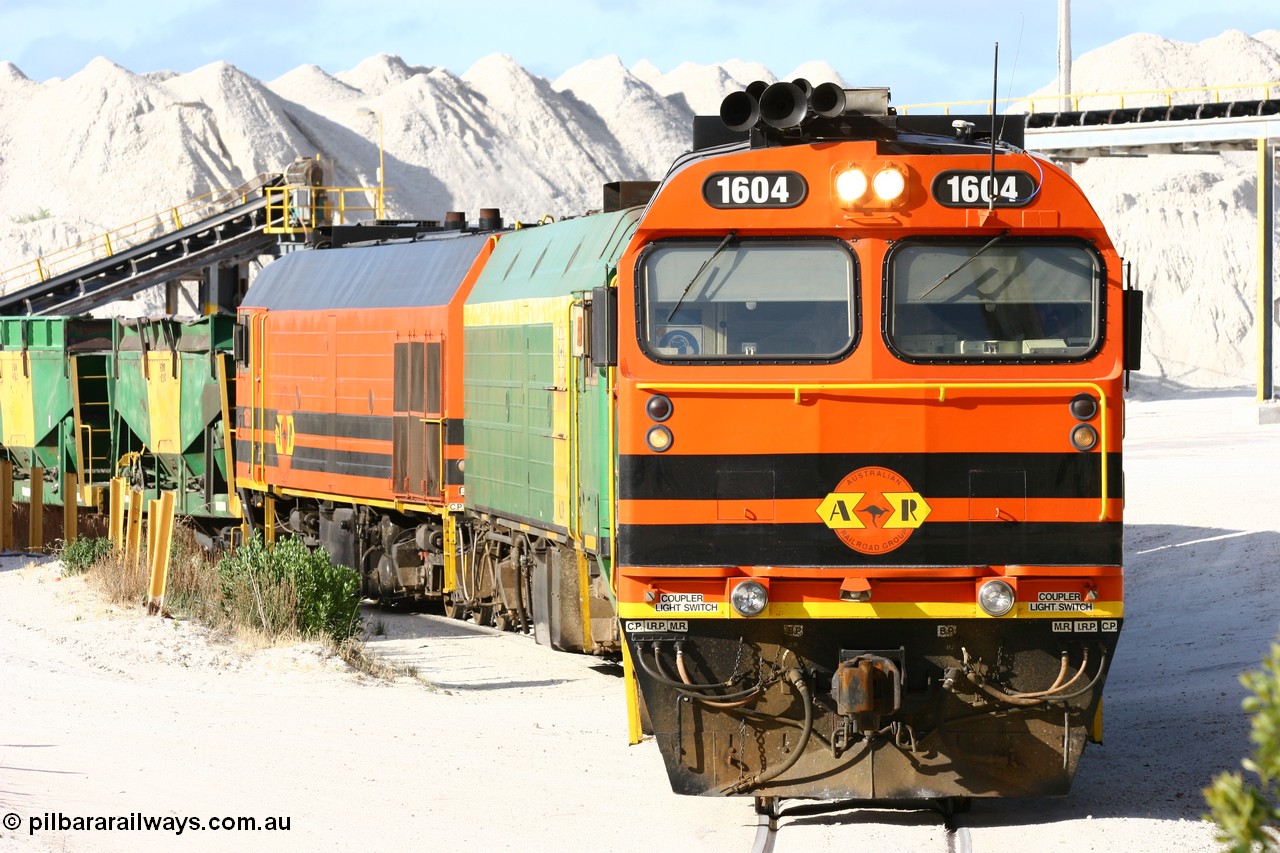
[815, 466, 932, 555]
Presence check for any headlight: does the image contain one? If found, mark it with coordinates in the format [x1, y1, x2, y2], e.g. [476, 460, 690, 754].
[978, 579, 1016, 617]
[834, 168, 868, 204]
[872, 167, 907, 201]
[729, 580, 769, 617]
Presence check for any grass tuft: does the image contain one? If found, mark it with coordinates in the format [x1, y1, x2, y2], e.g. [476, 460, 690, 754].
[66, 527, 365, 652]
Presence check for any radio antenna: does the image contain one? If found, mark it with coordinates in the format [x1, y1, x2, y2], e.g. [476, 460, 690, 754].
[989, 42, 999, 211]
[999, 15, 1025, 147]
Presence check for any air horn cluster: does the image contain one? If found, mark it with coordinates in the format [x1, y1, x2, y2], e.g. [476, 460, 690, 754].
[719, 80, 890, 132]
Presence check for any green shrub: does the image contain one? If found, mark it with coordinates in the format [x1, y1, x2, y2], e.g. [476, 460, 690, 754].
[59, 536, 114, 576]
[1205, 642, 1280, 852]
[216, 533, 361, 644]
[12, 207, 52, 224]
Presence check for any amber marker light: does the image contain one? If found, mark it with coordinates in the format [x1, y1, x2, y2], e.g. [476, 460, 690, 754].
[646, 425, 673, 452]
[1070, 423, 1099, 452]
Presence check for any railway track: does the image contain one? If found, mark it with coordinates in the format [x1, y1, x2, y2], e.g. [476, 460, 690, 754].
[749, 796, 973, 853]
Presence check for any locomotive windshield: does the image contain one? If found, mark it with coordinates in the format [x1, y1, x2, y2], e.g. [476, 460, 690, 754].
[639, 238, 857, 361]
[886, 239, 1102, 361]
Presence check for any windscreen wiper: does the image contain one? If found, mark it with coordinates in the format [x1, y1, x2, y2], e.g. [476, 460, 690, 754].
[667, 230, 737, 322]
[916, 228, 1011, 301]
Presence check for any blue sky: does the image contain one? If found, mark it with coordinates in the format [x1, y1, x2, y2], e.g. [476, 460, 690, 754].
[0, 0, 1275, 106]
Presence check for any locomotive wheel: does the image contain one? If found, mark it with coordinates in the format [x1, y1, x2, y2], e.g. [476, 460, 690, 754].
[493, 609, 513, 632]
[443, 594, 467, 620]
[470, 600, 495, 627]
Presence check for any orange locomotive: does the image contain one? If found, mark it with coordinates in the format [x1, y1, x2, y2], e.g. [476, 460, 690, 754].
[233, 228, 500, 598]
[611, 83, 1140, 803]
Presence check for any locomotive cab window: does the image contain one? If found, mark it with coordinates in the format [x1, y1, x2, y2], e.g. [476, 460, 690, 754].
[639, 238, 857, 362]
[886, 239, 1102, 361]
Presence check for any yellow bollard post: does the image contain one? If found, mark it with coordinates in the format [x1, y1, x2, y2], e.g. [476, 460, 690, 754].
[147, 492, 176, 615]
[28, 466, 43, 552]
[109, 477, 127, 551]
[125, 489, 144, 578]
[0, 460, 12, 551]
[264, 495, 275, 546]
[62, 472, 78, 545]
[147, 498, 159, 564]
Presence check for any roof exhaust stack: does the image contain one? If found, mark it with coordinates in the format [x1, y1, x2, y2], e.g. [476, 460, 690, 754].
[810, 82, 847, 118]
[759, 81, 809, 129]
[719, 90, 760, 133]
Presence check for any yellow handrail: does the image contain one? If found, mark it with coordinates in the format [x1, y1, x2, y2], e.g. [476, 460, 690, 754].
[2, 178, 389, 296]
[262, 185, 386, 235]
[898, 80, 1280, 115]
[0, 183, 260, 295]
[632, 380, 1112, 520]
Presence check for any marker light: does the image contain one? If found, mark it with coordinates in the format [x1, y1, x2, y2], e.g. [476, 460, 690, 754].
[646, 394, 673, 422]
[1070, 423, 1099, 452]
[730, 580, 769, 617]
[872, 167, 907, 201]
[646, 425, 673, 452]
[1069, 393, 1098, 421]
[834, 167, 868, 204]
[977, 579, 1016, 617]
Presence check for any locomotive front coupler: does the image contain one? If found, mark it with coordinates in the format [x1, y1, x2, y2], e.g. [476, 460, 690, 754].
[830, 648, 906, 736]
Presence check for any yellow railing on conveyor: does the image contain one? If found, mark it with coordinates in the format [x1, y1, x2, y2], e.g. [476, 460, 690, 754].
[898, 80, 1280, 115]
[0, 178, 276, 296]
[0, 176, 387, 295]
[262, 185, 384, 236]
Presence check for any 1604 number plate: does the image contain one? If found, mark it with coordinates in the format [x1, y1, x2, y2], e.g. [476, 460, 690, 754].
[932, 169, 1037, 208]
[703, 171, 808, 209]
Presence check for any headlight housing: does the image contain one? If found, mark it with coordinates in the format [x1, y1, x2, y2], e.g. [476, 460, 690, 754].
[729, 580, 769, 617]
[977, 579, 1016, 617]
[832, 161, 910, 210]
[834, 167, 868, 204]
[872, 167, 907, 201]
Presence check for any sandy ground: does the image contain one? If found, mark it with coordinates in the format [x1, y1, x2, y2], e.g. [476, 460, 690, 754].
[1, 391, 1277, 852]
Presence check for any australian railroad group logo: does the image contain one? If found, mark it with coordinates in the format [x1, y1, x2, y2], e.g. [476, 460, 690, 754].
[273, 413, 295, 456]
[815, 466, 932, 554]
